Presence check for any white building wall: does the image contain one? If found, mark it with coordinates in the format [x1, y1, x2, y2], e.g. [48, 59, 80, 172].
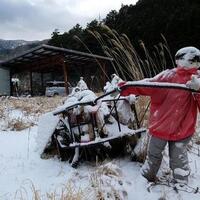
[0, 66, 10, 95]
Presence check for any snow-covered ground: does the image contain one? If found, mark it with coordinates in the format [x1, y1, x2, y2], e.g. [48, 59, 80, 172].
[1, 94, 200, 200]
[1, 118, 200, 199]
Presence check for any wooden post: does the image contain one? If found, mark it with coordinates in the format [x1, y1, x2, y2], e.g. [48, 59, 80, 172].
[10, 70, 13, 96]
[41, 72, 44, 95]
[102, 62, 107, 86]
[101, 61, 106, 88]
[61, 59, 69, 95]
[30, 71, 33, 96]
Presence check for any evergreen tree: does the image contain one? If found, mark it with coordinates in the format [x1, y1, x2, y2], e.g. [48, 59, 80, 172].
[48, 0, 200, 58]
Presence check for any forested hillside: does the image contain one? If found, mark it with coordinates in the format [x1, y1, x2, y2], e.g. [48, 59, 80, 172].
[49, 0, 200, 58]
[2, 0, 199, 64]
[105, 0, 200, 55]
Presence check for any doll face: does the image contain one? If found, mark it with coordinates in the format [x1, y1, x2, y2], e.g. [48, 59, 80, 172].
[175, 47, 200, 69]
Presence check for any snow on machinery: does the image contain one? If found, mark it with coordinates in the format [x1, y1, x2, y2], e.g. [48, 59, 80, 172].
[38, 75, 146, 168]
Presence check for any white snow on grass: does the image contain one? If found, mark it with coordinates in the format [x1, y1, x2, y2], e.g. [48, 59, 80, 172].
[0, 127, 75, 200]
[1, 125, 200, 199]
[1, 92, 200, 199]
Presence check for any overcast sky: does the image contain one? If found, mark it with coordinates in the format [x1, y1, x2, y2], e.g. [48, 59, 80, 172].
[0, 0, 137, 41]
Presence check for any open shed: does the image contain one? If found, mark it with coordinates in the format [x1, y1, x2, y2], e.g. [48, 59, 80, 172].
[2, 44, 114, 96]
[0, 61, 10, 96]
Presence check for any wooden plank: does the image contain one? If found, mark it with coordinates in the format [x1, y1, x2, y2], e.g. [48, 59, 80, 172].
[57, 128, 146, 149]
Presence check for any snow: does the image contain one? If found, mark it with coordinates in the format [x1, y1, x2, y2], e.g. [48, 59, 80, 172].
[0, 128, 75, 200]
[126, 94, 137, 105]
[104, 81, 114, 92]
[174, 168, 190, 177]
[149, 69, 176, 80]
[116, 99, 135, 124]
[175, 46, 200, 68]
[104, 74, 123, 93]
[2, 74, 200, 199]
[132, 131, 149, 158]
[186, 75, 200, 91]
[36, 112, 60, 154]
[77, 77, 88, 91]
[126, 80, 188, 89]
[11, 78, 19, 83]
[70, 128, 145, 148]
[122, 79, 200, 94]
[1, 121, 200, 199]
[0, 107, 35, 131]
[53, 89, 97, 115]
[111, 74, 123, 86]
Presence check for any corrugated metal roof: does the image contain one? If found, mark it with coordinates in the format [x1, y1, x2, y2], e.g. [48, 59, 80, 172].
[2, 44, 113, 67]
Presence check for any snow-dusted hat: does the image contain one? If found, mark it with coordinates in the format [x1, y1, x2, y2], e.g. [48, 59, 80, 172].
[175, 46, 200, 68]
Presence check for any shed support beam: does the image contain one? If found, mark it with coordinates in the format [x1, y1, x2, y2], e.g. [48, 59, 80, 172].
[41, 72, 44, 95]
[10, 70, 13, 96]
[30, 71, 33, 96]
[61, 59, 69, 95]
[102, 62, 106, 87]
[98, 60, 107, 88]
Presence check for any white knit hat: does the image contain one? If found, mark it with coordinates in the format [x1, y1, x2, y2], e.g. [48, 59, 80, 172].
[175, 46, 200, 68]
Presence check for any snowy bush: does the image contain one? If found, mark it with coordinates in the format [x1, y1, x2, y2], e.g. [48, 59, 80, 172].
[88, 162, 128, 200]
[0, 96, 64, 131]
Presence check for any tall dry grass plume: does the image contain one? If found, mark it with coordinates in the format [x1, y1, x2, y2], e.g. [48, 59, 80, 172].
[86, 24, 174, 127]
[80, 25, 174, 163]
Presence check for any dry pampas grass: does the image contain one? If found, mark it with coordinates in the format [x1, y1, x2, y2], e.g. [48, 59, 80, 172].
[15, 180, 84, 200]
[0, 96, 64, 116]
[89, 163, 127, 200]
[0, 96, 64, 131]
[14, 163, 126, 200]
[73, 25, 175, 134]
[7, 118, 35, 131]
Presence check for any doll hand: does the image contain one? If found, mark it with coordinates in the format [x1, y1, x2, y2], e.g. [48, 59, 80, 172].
[115, 81, 126, 92]
[186, 75, 200, 91]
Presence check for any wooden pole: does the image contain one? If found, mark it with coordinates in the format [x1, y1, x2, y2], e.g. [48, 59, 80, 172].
[101, 61, 106, 88]
[61, 59, 69, 95]
[102, 62, 107, 86]
[41, 72, 44, 95]
[30, 71, 33, 96]
[10, 70, 13, 96]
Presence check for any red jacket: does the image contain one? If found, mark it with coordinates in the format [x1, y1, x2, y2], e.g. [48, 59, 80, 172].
[120, 67, 200, 141]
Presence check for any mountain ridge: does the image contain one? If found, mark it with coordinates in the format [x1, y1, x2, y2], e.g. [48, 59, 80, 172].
[0, 39, 37, 50]
[0, 39, 49, 61]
